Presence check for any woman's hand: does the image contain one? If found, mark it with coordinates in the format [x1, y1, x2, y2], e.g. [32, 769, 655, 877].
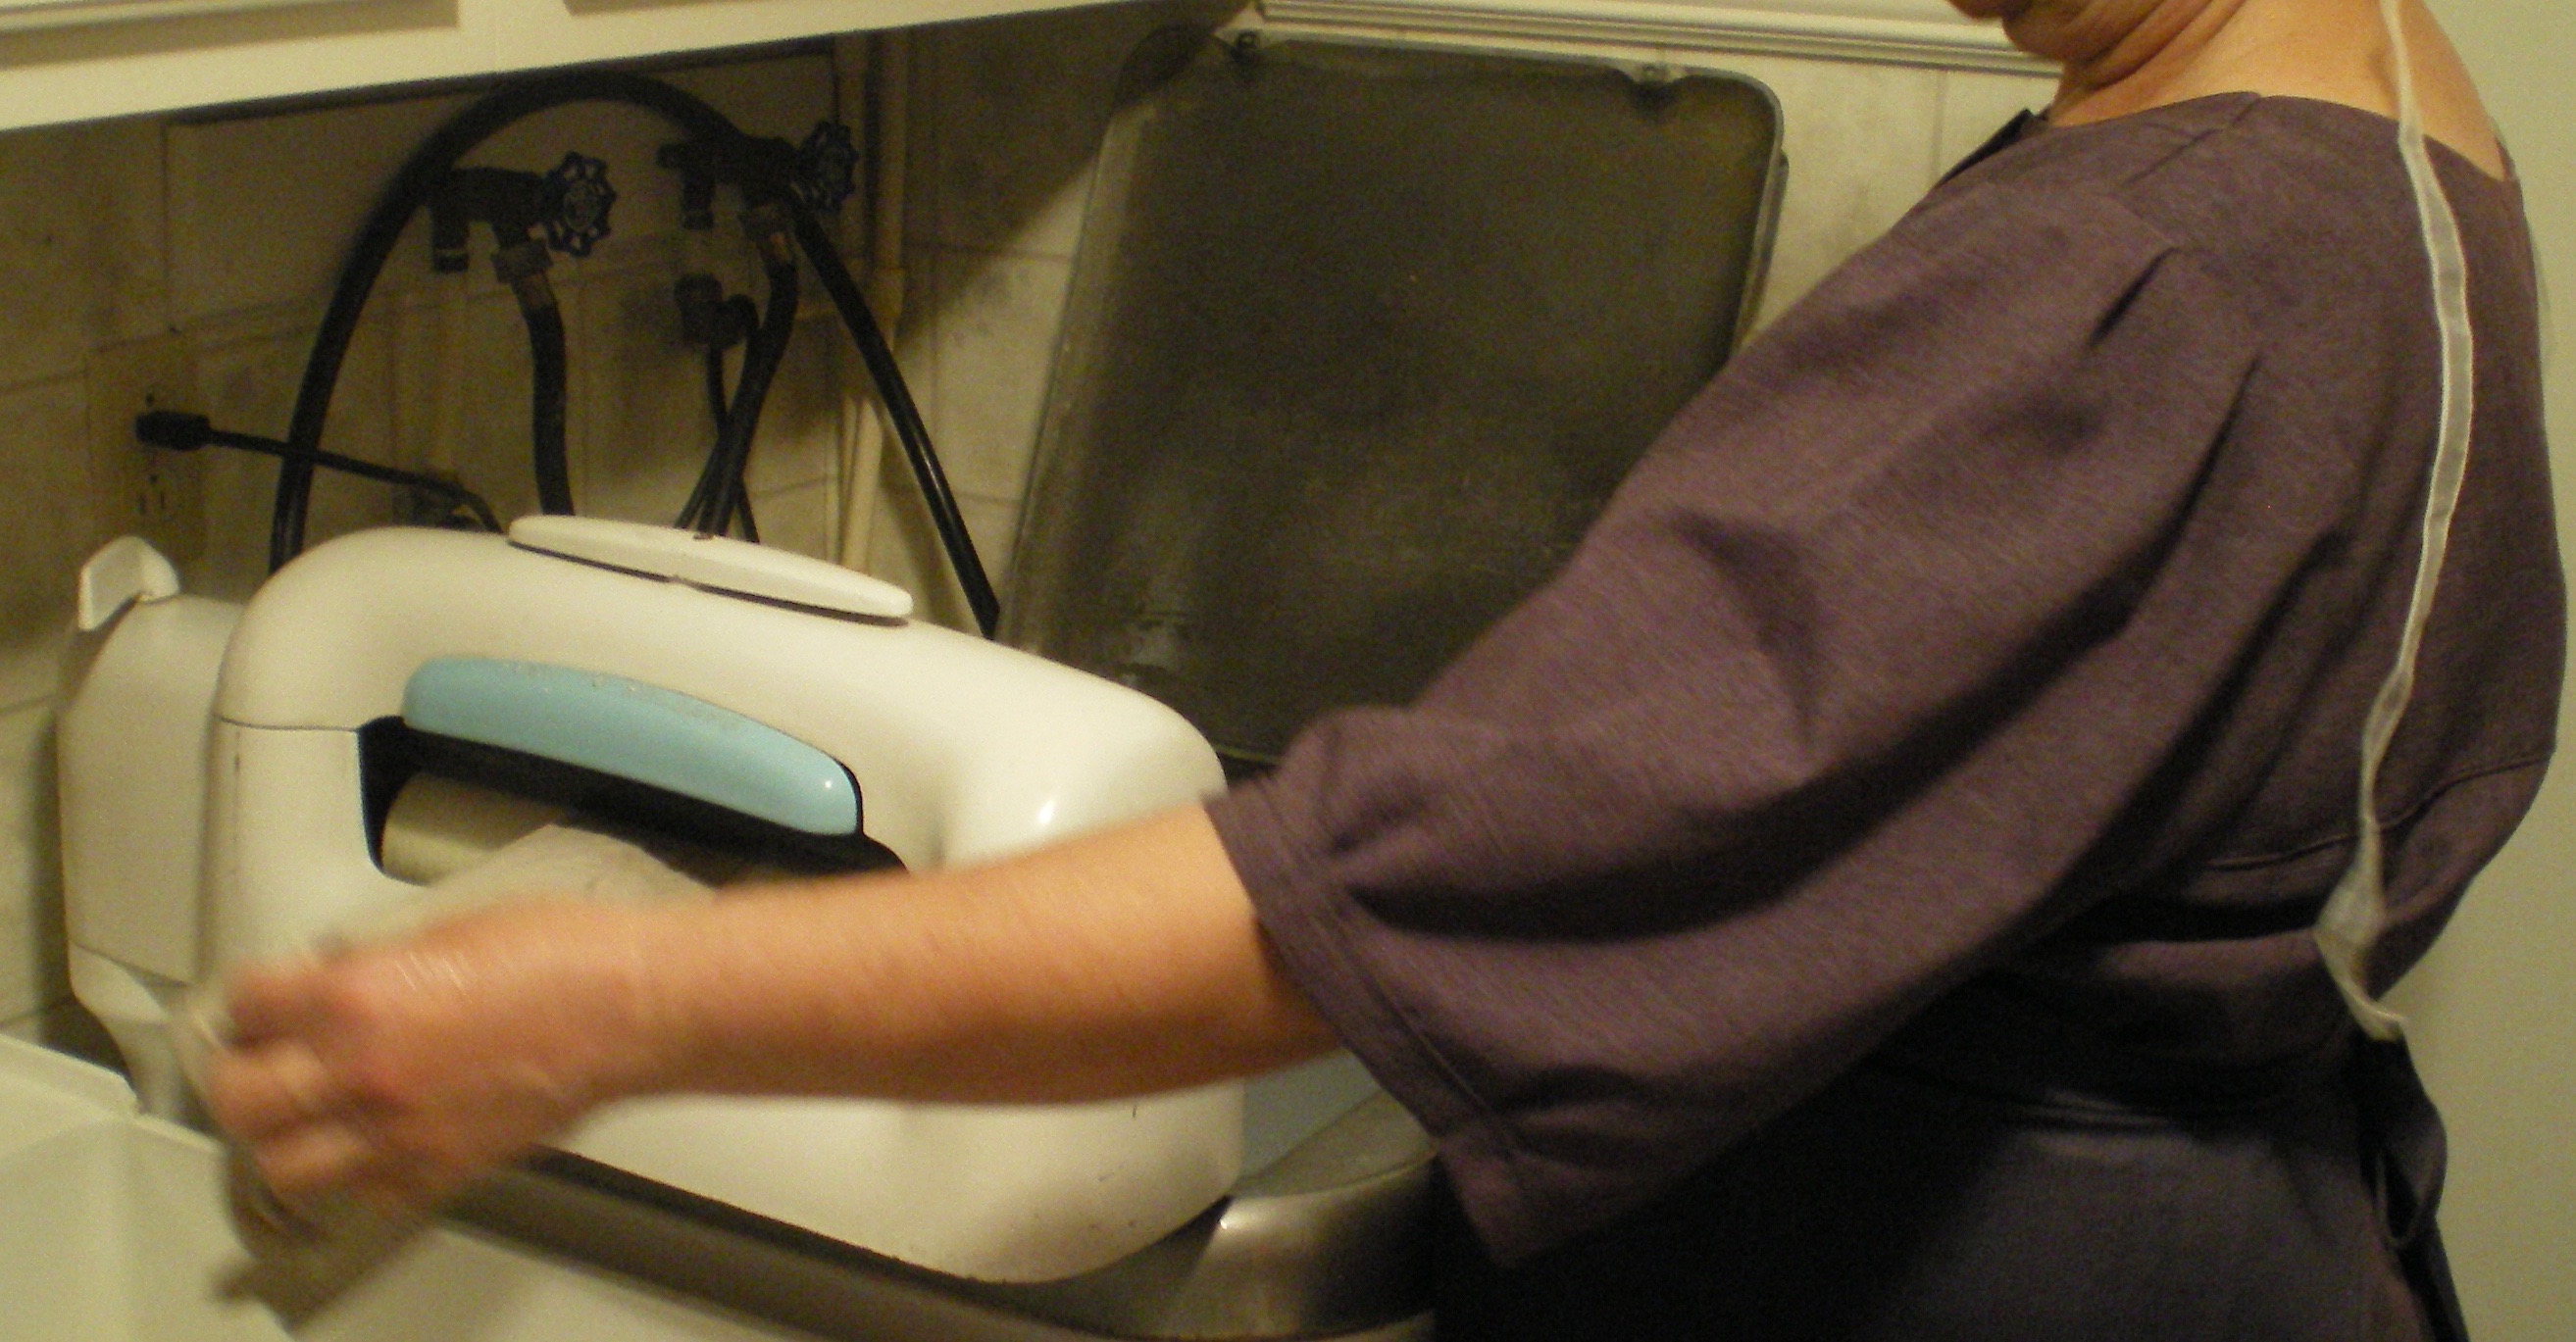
[201, 900, 676, 1216]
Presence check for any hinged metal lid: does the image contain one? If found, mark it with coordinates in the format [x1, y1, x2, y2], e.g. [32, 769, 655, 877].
[1004, 29, 1783, 766]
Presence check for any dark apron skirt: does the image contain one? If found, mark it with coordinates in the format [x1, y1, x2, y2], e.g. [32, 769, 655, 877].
[1430, 1001, 2466, 1341]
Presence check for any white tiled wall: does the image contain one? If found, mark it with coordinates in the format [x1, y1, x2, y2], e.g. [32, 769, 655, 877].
[0, 120, 167, 394]
[0, 50, 857, 1046]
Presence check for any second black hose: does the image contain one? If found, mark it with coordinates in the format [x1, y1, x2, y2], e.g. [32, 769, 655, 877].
[515, 275, 575, 516]
[787, 205, 998, 637]
[679, 246, 796, 534]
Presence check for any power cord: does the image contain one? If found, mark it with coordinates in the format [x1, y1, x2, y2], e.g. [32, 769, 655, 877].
[136, 411, 502, 534]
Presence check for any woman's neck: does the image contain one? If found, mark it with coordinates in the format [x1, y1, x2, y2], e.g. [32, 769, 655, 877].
[2036, 0, 2505, 179]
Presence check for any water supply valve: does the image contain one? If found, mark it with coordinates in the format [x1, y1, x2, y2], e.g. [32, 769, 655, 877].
[794, 121, 859, 215]
[658, 140, 724, 230]
[541, 152, 617, 258]
[430, 167, 547, 273]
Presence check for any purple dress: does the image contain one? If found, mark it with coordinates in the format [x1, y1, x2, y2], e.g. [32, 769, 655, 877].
[1208, 96, 2560, 1339]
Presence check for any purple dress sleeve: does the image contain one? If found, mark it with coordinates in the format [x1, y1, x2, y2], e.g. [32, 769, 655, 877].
[1208, 171, 2276, 1264]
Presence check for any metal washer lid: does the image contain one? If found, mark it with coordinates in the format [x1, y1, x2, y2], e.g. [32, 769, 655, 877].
[1004, 29, 1783, 765]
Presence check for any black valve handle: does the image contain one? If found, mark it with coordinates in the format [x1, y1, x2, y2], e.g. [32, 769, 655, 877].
[541, 152, 617, 257]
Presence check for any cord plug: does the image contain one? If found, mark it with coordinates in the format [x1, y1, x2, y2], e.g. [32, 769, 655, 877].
[135, 409, 217, 452]
[674, 273, 758, 351]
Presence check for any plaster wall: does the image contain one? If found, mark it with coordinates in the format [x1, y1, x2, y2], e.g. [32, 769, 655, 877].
[2387, 5, 2576, 1337]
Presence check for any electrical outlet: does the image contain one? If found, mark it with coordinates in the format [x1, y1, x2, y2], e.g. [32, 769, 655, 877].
[85, 335, 205, 566]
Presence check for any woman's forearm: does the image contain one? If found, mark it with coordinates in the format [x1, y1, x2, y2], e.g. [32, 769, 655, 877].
[640, 805, 1341, 1103]
[207, 804, 1338, 1210]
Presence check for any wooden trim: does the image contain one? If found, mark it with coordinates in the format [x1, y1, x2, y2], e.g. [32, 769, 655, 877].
[0, 0, 341, 34]
[1258, 0, 2050, 74]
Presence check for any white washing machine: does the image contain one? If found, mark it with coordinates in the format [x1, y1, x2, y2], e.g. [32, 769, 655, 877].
[29, 524, 1433, 1342]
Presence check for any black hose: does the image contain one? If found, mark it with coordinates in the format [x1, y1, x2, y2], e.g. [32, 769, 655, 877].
[787, 206, 1000, 637]
[713, 252, 798, 532]
[696, 342, 756, 539]
[678, 252, 795, 535]
[525, 298, 574, 514]
[702, 342, 730, 442]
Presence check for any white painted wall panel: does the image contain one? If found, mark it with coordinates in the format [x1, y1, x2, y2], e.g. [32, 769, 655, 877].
[2389, 7, 2576, 1339]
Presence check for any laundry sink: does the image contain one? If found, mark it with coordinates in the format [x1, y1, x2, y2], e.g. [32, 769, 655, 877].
[0, 1035, 1434, 1342]
[0, 1034, 811, 1342]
